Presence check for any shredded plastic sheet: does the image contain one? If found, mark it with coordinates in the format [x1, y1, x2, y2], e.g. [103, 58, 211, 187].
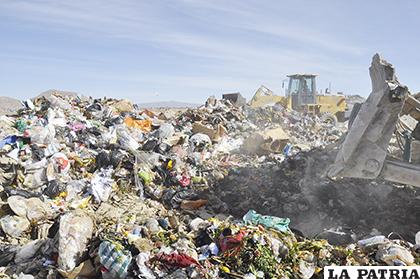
[243, 209, 290, 232]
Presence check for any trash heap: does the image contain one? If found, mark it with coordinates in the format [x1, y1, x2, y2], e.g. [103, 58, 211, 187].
[208, 145, 420, 241]
[244, 106, 345, 151]
[0, 93, 418, 279]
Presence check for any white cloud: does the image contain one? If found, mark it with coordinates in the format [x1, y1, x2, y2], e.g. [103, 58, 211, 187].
[0, 0, 382, 101]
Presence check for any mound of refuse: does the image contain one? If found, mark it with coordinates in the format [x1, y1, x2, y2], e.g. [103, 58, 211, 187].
[208, 146, 420, 240]
[0, 93, 418, 278]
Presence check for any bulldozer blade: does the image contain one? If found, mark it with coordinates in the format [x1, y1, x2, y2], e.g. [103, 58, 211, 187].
[382, 159, 420, 187]
[328, 54, 408, 180]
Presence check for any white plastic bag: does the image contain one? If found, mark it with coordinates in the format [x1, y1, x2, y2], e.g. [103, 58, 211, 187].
[91, 168, 114, 202]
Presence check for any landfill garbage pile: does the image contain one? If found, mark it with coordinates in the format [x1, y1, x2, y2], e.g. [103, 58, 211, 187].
[208, 145, 420, 241]
[0, 93, 418, 279]
[243, 106, 345, 151]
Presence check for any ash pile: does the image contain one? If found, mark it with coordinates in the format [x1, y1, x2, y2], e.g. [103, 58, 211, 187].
[209, 145, 420, 240]
[0, 60, 419, 278]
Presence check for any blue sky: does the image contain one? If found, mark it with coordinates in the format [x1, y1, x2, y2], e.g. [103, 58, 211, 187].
[0, 0, 419, 103]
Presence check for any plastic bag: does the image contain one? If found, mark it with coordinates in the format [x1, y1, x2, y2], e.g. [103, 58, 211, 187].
[243, 210, 290, 232]
[8, 196, 50, 222]
[0, 215, 30, 238]
[91, 168, 114, 202]
[30, 124, 56, 145]
[16, 273, 35, 279]
[0, 135, 17, 148]
[157, 123, 175, 139]
[0, 245, 16, 266]
[15, 239, 46, 264]
[283, 143, 293, 156]
[136, 252, 156, 279]
[51, 152, 70, 173]
[58, 210, 94, 273]
[117, 126, 140, 150]
[198, 242, 219, 260]
[15, 119, 27, 132]
[138, 170, 153, 185]
[375, 243, 415, 265]
[43, 180, 66, 198]
[133, 151, 163, 200]
[189, 133, 211, 151]
[21, 158, 47, 189]
[95, 150, 125, 170]
[99, 241, 132, 278]
[70, 122, 86, 132]
[357, 235, 387, 248]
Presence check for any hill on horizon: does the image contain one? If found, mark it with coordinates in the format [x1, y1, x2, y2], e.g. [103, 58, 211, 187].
[1, 89, 367, 113]
[0, 96, 23, 115]
[35, 89, 79, 99]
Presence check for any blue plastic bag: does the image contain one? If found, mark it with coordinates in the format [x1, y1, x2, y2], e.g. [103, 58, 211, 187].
[0, 135, 17, 149]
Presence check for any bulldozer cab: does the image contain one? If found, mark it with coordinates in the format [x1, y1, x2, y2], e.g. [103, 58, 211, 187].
[286, 74, 317, 110]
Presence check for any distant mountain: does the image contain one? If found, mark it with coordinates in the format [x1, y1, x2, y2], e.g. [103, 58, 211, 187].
[0, 96, 23, 115]
[137, 101, 199, 108]
[0, 89, 81, 115]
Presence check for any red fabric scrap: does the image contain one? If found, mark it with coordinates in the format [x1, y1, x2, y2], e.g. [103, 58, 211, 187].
[154, 252, 200, 268]
[178, 175, 191, 187]
[219, 230, 247, 252]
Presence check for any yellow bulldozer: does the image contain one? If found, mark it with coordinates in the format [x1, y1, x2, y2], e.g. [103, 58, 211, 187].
[249, 74, 348, 123]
